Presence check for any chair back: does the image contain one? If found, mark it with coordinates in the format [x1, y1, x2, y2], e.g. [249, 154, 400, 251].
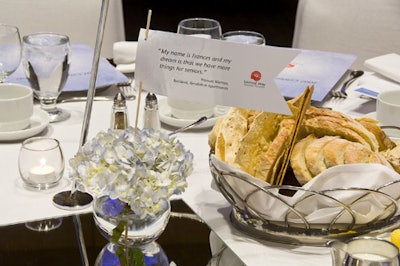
[292, 0, 400, 69]
[0, 0, 125, 58]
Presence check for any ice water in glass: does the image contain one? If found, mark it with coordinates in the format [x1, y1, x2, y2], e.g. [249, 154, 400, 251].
[22, 33, 71, 122]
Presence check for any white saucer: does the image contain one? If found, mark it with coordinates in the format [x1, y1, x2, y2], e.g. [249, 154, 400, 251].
[364, 112, 400, 139]
[159, 98, 228, 129]
[364, 111, 376, 120]
[0, 107, 50, 141]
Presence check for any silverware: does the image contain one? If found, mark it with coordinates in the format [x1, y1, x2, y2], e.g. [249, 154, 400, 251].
[118, 79, 136, 100]
[57, 96, 114, 103]
[168, 116, 208, 136]
[330, 70, 364, 98]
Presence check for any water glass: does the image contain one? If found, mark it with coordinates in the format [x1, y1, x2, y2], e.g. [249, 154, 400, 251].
[22, 33, 71, 122]
[222, 30, 266, 45]
[168, 18, 222, 120]
[0, 24, 21, 82]
[177, 17, 222, 39]
[18, 137, 64, 190]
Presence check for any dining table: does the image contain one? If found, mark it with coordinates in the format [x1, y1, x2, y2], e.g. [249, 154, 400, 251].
[1, 68, 400, 266]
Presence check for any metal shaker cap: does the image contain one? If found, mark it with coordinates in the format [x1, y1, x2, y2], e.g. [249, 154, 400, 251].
[113, 92, 126, 107]
[145, 93, 158, 109]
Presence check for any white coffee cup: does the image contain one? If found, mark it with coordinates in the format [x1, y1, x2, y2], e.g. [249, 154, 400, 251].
[0, 83, 33, 131]
[376, 90, 400, 126]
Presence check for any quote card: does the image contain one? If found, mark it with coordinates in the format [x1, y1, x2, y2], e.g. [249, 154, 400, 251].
[135, 29, 299, 115]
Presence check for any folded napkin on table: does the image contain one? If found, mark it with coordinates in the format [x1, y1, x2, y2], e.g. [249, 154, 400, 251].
[364, 53, 400, 84]
[113, 41, 138, 73]
[353, 72, 400, 99]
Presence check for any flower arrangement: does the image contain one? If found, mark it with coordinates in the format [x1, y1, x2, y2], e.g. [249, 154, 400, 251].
[69, 127, 194, 265]
[69, 127, 194, 217]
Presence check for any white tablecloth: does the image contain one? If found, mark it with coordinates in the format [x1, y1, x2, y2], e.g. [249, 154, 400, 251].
[0, 75, 396, 265]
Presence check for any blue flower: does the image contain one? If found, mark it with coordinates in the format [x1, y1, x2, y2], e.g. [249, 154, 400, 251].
[102, 198, 126, 216]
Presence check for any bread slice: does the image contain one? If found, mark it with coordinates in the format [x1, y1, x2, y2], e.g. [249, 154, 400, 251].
[381, 144, 400, 172]
[259, 118, 295, 184]
[355, 117, 396, 151]
[323, 138, 351, 167]
[234, 112, 283, 179]
[304, 106, 379, 151]
[214, 108, 249, 165]
[304, 136, 339, 177]
[342, 140, 393, 169]
[303, 115, 377, 151]
[290, 134, 317, 185]
[343, 141, 374, 164]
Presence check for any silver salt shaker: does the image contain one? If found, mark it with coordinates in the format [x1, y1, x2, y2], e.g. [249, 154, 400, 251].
[143, 92, 161, 130]
[110, 92, 129, 130]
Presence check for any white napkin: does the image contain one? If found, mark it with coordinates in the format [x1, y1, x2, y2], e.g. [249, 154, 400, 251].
[211, 155, 400, 224]
[112, 41, 138, 73]
[364, 53, 400, 84]
[353, 72, 400, 99]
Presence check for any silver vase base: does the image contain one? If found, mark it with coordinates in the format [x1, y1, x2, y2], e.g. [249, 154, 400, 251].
[52, 190, 93, 210]
[95, 242, 169, 266]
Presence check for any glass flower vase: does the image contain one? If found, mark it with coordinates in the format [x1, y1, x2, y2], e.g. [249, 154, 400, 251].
[93, 195, 171, 266]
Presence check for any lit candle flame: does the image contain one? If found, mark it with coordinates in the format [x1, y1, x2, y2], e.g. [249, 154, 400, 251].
[40, 158, 47, 167]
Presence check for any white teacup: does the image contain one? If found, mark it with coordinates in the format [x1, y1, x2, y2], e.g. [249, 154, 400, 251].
[0, 83, 33, 131]
[167, 98, 214, 119]
[376, 90, 400, 126]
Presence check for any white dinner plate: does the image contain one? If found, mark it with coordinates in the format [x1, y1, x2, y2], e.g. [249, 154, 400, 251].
[0, 107, 50, 141]
[159, 98, 228, 129]
[364, 111, 400, 139]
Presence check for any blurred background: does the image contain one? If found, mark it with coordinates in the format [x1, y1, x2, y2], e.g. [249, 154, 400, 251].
[122, 0, 298, 47]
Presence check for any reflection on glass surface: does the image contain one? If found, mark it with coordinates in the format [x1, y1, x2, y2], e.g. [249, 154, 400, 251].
[0, 200, 211, 266]
[25, 218, 63, 232]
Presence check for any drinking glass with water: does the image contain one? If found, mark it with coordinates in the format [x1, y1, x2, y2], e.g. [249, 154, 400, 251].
[22, 33, 71, 123]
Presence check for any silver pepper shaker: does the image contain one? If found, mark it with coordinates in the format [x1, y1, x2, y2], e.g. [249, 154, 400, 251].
[110, 92, 129, 130]
[143, 92, 161, 130]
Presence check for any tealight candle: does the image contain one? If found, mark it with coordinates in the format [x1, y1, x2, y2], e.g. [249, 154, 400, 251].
[18, 137, 64, 190]
[29, 164, 56, 184]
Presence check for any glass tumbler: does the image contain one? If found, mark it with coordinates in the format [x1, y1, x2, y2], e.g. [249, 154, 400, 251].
[222, 30, 266, 45]
[168, 18, 223, 120]
[22, 33, 71, 123]
[18, 137, 64, 190]
[177, 17, 222, 39]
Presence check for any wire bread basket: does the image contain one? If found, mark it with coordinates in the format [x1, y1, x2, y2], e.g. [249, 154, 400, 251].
[209, 153, 400, 246]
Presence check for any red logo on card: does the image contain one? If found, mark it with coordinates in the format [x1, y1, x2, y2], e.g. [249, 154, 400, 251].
[250, 71, 261, 81]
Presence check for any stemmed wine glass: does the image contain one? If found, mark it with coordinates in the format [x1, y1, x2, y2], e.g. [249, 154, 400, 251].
[0, 24, 21, 83]
[22, 33, 71, 123]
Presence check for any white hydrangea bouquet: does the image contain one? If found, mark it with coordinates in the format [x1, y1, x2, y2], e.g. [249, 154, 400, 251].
[69, 127, 194, 217]
[69, 127, 194, 265]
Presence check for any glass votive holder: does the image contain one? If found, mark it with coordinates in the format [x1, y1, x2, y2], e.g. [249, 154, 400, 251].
[18, 137, 64, 190]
